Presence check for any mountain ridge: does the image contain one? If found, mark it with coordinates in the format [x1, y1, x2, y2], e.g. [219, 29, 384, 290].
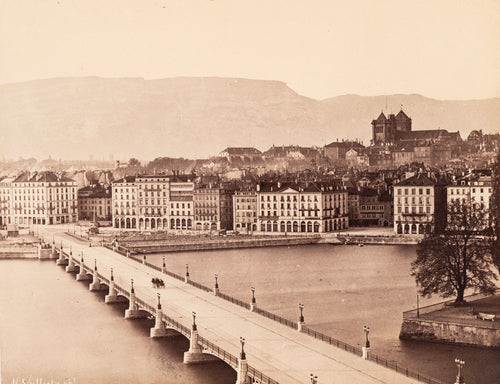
[1, 77, 498, 161]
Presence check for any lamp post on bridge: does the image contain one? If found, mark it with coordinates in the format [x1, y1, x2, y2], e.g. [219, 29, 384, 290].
[214, 274, 220, 295]
[131, 278, 134, 294]
[239, 337, 246, 360]
[185, 264, 190, 283]
[297, 303, 305, 332]
[454, 358, 465, 384]
[162, 256, 166, 273]
[250, 287, 256, 311]
[157, 292, 162, 310]
[192, 311, 197, 331]
[362, 325, 371, 360]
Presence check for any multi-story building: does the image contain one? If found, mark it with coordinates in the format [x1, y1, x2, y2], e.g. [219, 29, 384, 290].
[112, 176, 138, 229]
[233, 189, 258, 233]
[393, 174, 445, 235]
[446, 170, 492, 228]
[0, 176, 15, 227]
[348, 189, 392, 227]
[169, 176, 194, 231]
[256, 182, 348, 233]
[137, 175, 170, 230]
[193, 183, 234, 231]
[78, 183, 112, 221]
[0, 172, 78, 226]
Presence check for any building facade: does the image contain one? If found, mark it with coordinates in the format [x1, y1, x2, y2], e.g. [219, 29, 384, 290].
[393, 174, 438, 235]
[193, 183, 234, 231]
[233, 190, 258, 233]
[78, 184, 112, 221]
[256, 182, 348, 233]
[0, 172, 78, 226]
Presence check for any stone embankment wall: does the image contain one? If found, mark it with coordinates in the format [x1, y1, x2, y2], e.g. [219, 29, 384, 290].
[125, 236, 320, 253]
[0, 246, 38, 259]
[399, 319, 500, 348]
[320, 235, 419, 245]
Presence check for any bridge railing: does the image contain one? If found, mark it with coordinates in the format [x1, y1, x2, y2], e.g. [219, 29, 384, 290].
[247, 366, 280, 384]
[300, 326, 362, 356]
[197, 335, 239, 369]
[366, 354, 442, 384]
[253, 307, 298, 330]
[216, 292, 251, 310]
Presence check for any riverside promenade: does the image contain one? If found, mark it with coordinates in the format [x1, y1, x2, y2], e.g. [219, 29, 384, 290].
[41, 228, 423, 384]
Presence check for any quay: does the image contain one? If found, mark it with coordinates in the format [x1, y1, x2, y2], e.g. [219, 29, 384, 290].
[400, 292, 500, 348]
[40, 229, 425, 384]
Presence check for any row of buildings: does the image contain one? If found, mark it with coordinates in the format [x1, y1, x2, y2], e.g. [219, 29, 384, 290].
[0, 167, 493, 237]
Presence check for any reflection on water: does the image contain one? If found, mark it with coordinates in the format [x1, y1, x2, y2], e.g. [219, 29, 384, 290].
[1, 244, 499, 384]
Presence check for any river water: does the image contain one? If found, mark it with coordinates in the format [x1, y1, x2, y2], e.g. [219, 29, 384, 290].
[0, 244, 498, 383]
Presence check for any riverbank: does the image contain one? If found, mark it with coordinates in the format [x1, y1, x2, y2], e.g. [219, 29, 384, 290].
[115, 235, 322, 254]
[399, 293, 500, 348]
[0, 234, 42, 259]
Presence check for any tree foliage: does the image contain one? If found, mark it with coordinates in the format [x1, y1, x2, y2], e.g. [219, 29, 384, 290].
[412, 199, 498, 304]
[128, 158, 141, 167]
[490, 152, 500, 271]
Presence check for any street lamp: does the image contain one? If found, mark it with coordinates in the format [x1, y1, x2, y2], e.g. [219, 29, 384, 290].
[455, 358, 465, 384]
[192, 311, 197, 331]
[162, 256, 166, 270]
[250, 287, 256, 304]
[185, 264, 190, 278]
[214, 274, 219, 289]
[110, 267, 114, 281]
[157, 292, 161, 309]
[239, 337, 246, 360]
[299, 303, 305, 323]
[363, 326, 370, 348]
[94, 259, 97, 271]
[131, 278, 134, 293]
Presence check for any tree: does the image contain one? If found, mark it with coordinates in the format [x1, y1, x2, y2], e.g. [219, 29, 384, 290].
[490, 153, 500, 271]
[412, 199, 498, 304]
[128, 158, 141, 167]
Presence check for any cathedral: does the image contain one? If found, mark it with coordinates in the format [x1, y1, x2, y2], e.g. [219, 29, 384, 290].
[371, 109, 412, 145]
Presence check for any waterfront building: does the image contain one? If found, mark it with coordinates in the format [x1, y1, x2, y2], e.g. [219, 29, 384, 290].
[112, 176, 138, 229]
[256, 182, 348, 233]
[0, 176, 15, 227]
[446, 170, 492, 228]
[78, 183, 112, 221]
[233, 189, 258, 233]
[393, 174, 444, 235]
[348, 188, 392, 227]
[193, 182, 235, 231]
[169, 176, 194, 230]
[1, 171, 78, 226]
[137, 175, 170, 230]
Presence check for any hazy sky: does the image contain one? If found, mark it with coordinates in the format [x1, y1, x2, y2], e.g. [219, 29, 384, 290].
[1, 0, 499, 100]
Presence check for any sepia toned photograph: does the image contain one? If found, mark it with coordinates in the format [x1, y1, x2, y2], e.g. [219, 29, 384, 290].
[0, 1, 499, 383]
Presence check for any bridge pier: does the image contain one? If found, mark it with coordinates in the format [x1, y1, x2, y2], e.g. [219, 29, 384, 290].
[56, 248, 68, 266]
[89, 260, 105, 291]
[105, 268, 126, 303]
[150, 294, 177, 338]
[76, 255, 92, 281]
[65, 253, 77, 272]
[183, 312, 218, 364]
[125, 280, 147, 319]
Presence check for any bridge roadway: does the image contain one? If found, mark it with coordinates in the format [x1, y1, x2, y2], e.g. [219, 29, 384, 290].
[46, 230, 420, 384]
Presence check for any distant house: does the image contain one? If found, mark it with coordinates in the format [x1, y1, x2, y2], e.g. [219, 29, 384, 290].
[263, 145, 320, 160]
[218, 147, 262, 162]
[323, 140, 364, 161]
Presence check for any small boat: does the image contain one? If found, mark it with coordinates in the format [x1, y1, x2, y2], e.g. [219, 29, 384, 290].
[358, 243, 364, 247]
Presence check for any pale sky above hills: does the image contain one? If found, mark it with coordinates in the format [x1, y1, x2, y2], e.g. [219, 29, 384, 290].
[0, 0, 499, 100]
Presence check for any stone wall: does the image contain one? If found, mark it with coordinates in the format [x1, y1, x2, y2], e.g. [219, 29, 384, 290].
[399, 319, 500, 348]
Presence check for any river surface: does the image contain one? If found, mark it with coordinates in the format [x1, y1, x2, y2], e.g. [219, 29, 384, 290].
[0, 244, 499, 383]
